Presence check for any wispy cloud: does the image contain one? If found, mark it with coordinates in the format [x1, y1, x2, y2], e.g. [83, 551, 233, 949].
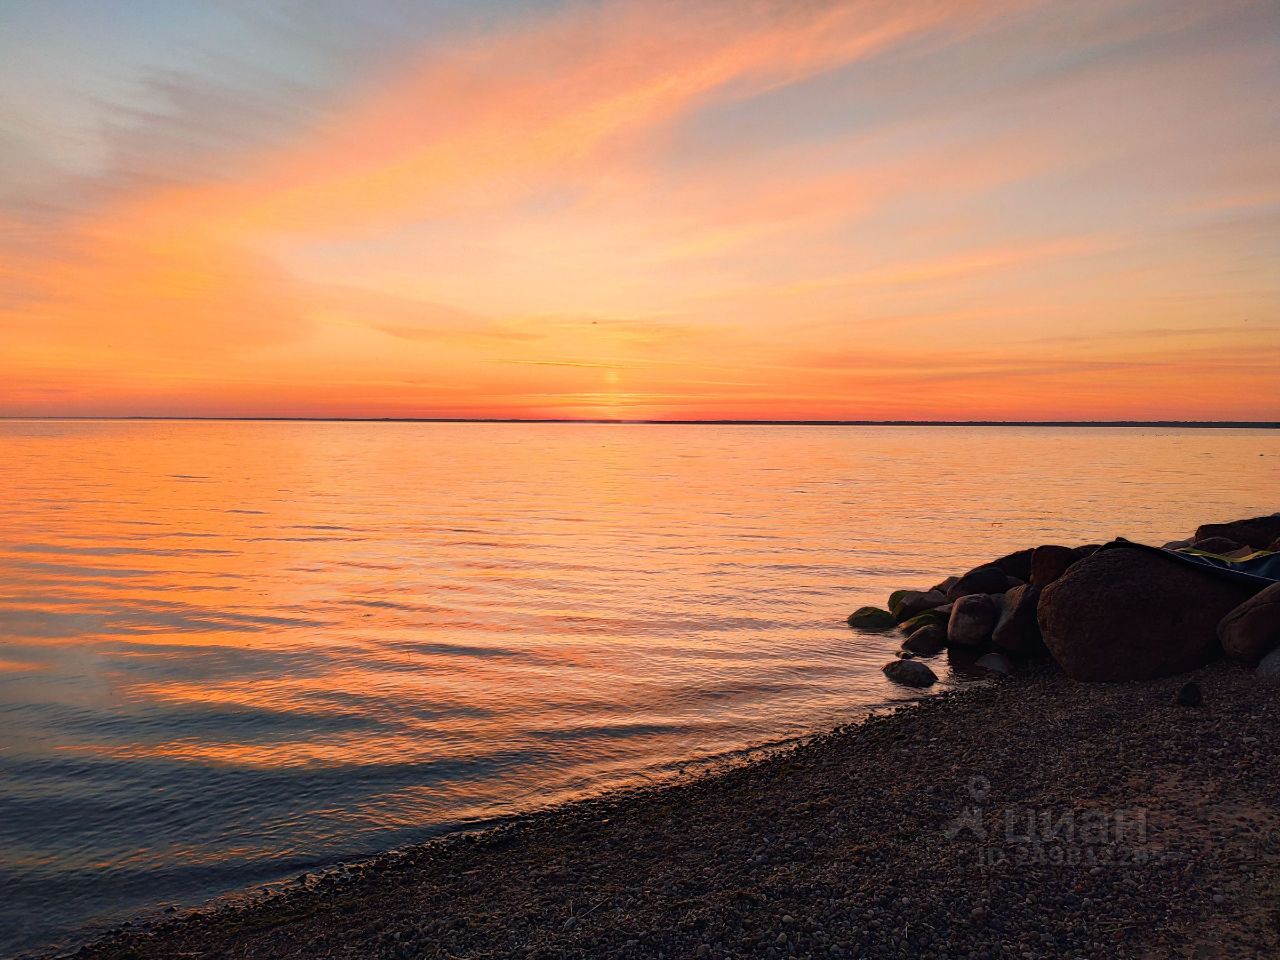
[0, 0, 1277, 419]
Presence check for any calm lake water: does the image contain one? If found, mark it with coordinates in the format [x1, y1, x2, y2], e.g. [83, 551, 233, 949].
[0, 421, 1276, 955]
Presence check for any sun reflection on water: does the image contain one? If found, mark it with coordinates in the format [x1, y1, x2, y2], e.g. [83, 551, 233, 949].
[0, 420, 1276, 955]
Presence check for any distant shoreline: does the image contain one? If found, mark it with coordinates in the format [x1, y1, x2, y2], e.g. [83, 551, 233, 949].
[4, 417, 1279, 428]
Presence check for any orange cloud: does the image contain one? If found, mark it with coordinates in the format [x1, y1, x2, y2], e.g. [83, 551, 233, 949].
[1, 0, 1277, 420]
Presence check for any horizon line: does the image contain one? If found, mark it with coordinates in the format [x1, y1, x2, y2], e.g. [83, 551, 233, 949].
[3, 416, 1279, 428]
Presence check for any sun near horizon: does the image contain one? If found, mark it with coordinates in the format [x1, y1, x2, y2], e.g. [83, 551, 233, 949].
[2, 0, 1278, 422]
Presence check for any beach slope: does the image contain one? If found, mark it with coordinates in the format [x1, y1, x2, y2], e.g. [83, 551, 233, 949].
[57, 664, 1280, 960]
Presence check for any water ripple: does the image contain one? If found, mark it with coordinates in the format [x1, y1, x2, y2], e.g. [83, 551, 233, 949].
[1, 421, 1276, 957]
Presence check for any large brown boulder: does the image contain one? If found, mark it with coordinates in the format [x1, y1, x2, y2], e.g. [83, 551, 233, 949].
[991, 548, 1034, 583]
[946, 565, 1009, 601]
[947, 594, 998, 646]
[1195, 515, 1280, 551]
[1038, 546, 1258, 681]
[1030, 545, 1081, 589]
[992, 583, 1044, 657]
[1218, 582, 1280, 662]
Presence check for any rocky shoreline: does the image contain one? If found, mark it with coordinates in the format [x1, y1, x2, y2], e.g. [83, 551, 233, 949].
[32, 514, 1280, 960]
[852, 513, 1280, 688]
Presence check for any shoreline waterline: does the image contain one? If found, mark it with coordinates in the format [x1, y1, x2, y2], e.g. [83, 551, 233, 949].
[17, 701, 906, 959]
[38, 660, 1280, 960]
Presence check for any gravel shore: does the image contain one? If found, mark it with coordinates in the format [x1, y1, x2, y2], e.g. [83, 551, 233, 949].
[49, 662, 1280, 960]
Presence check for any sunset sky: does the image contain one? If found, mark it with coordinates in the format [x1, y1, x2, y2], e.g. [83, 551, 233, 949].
[2, 0, 1277, 420]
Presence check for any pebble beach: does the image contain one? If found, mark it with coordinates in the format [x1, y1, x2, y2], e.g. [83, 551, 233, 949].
[50, 660, 1280, 960]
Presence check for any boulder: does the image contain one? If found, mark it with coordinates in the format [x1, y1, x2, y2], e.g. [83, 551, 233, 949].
[883, 658, 937, 687]
[1031, 545, 1080, 589]
[930, 575, 960, 596]
[947, 594, 998, 646]
[975, 652, 1013, 675]
[899, 608, 950, 635]
[1195, 515, 1280, 551]
[848, 607, 896, 631]
[891, 589, 948, 622]
[991, 583, 1044, 657]
[1218, 581, 1280, 662]
[991, 548, 1034, 583]
[901, 623, 947, 656]
[946, 565, 1008, 601]
[1258, 645, 1280, 679]
[1038, 545, 1259, 681]
[1191, 536, 1244, 555]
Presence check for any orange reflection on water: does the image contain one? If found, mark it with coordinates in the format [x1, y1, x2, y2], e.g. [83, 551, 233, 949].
[0, 420, 1277, 952]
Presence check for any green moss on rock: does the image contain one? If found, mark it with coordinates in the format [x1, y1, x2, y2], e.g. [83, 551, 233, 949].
[898, 609, 948, 634]
[847, 607, 896, 631]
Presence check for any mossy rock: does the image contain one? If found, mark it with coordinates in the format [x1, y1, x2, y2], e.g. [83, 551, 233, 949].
[847, 606, 896, 631]
[887, 590, 910, 615]
[898, 609, 948, 634]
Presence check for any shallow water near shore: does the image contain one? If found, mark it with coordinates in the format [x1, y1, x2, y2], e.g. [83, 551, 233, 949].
[0, 421, 1276, 956]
